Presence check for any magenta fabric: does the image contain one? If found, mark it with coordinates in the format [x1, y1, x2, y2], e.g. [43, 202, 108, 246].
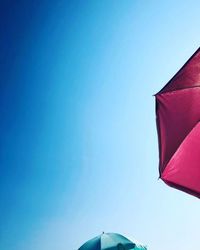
[155, 47, 200, 198]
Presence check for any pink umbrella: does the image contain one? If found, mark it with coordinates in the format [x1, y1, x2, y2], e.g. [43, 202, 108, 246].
[155, 47, 200, 198]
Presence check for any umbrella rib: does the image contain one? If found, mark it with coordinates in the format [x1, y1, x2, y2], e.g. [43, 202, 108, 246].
[155, 84, 200, 96]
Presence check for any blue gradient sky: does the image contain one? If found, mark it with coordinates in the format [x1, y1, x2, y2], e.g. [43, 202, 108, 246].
[1, 1, 200, 250]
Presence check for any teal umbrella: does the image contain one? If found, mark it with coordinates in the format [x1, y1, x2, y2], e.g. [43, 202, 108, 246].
[78, 232, 147, 250]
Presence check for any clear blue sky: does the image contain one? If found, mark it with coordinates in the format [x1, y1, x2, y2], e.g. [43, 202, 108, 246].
[1, 1, 200, 250]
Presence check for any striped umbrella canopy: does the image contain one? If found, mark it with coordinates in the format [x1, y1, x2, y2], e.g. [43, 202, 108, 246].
[78, 232, 147, 250]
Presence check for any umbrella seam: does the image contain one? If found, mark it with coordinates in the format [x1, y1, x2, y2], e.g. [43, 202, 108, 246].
[156, 85, 200, 96]
[160, 120, 200, 177]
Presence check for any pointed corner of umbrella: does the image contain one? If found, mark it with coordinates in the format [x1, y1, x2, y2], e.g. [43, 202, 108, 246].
[153, 90, 161, 97]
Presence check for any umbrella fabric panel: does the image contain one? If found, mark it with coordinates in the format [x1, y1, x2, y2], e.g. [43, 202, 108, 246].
[158, 48, 200, 94]
[79, 236, 101, 250]
[102, 233, 135, 249]
[156, 87, 200, 174]
[162, 121, 200, 198]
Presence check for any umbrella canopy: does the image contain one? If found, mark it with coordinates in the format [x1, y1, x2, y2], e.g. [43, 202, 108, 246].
[78, 232, 147, 250]
[155, 47, 200, 198]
